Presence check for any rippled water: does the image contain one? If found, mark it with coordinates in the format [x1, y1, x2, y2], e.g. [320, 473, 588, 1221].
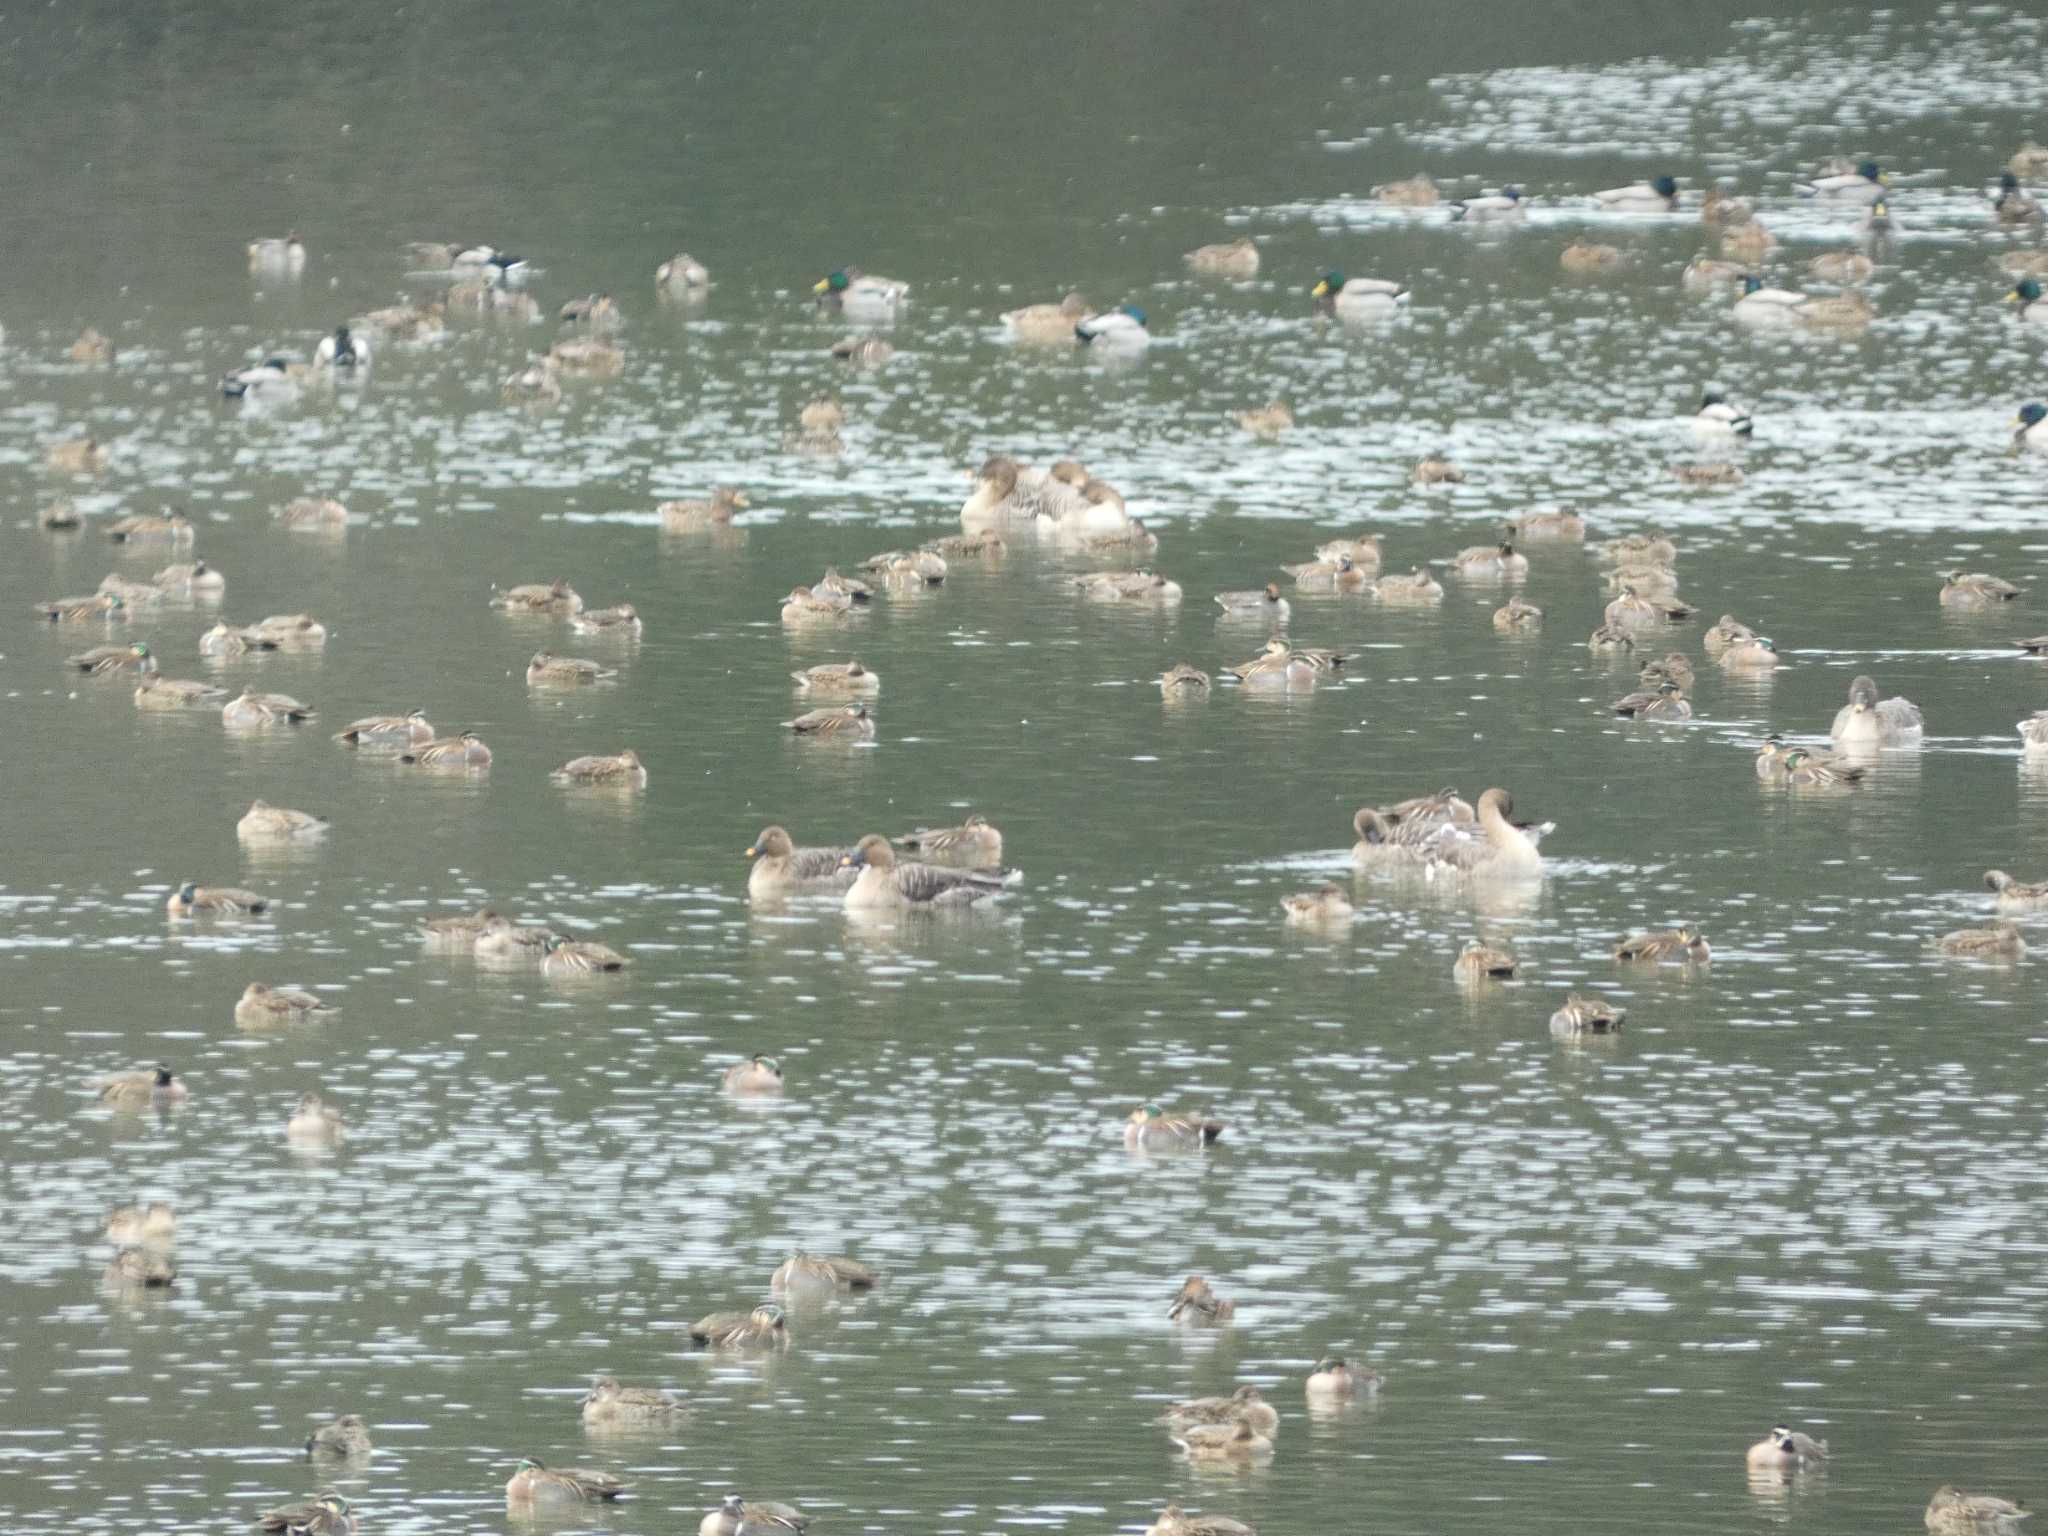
[4, 3, 2048, 1533]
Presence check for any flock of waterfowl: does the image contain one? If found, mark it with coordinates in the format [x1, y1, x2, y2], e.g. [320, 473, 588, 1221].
[22, 131, 2048, 1536]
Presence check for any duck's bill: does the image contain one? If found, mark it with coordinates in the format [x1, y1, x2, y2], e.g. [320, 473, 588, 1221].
[1310, 280, 1331, 298]
[812, 279, 831, 294]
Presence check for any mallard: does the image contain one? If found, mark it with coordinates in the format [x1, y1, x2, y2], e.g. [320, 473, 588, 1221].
[1225, 637, 1345, 686]
[1173, 1420, 1271, 1460]
[528, 651, 615, 687]
[1560, 241, 1627, 274]
[690, 1304, 790, 1349]
[723, 1054, 785, 1094]
[745, 827, 855, 899]
[784, 704, 875, 739]
[1985, 870, 2048, 910]
[1926, 1486, 2032, 1534]
[1147, 1508, 1255, 1536]
[841, 834, 1011, 908]
[1639, 653, 1696, 689]
[1550, 992, 1625, 1035]
[552, 750, 646, 788]
[237, 983, 335, 1028]
[791, 660, 879, 695]
[418, 909, 500, 944]
[2006, 278, 2048, 323]
[1829, 674, 1922, 746]
[1454, 941, 1518, 980]
[657, 252, 710, 293]
[335, 710, 434, 748]
[398, 732, 493, 769]
[1941, 570, 2021, 607]
[1158, 1386, 1278, 1439]
[237, 801, 328, 841]
[699, 1494, 812, 1536]
[1701, 614, 1756, 655]
[780, 585, 849, 622]
[46, 435, 111, 476]
[98, 1064, 189, 1109]
[1586, 624, 1636, 654]
[542, 936, 630, 975]
[166, 881, 266, 917]
[107, 1202, 176, 1245]
[68, 327, 116, 363]
[247, 233, 307, 273]
[1612, 679, 1692, 720]
[1808, 250, 1875, 285]
[505, 1459, 627, 1506]
[1233, 400, 1294, 440]
[286, 1090, 345, 1142]
[276, 497, 349, 530]
[198, 621, 278, 656]
[1598, 532, 1678, 566]
[474, 916, 556, 959]
[829, 334, 893, 365]
[1492, 597, 1543, 633]
[256, 1492, 354, 1534]
[1168, 1274, 1237, 1324]
[1701, 182, 1753, 228]
[892, 814, 1002, 870]
[105, 1248, 176, 1286]
[1719, 635, 1779, 671]
[1451, 539, 1528, 579]
[2015, 402, 2048, 454]
[582, 1377, 682, 1426]
[1075, 304, 1151, 347]
[1936, 921, 2026, 958]
[306, 1414, 372, 1458]
[1605, 586, 1696, 629]
[1374, 566, 1444, 603]
[1311, 271, 1408, 316]
[37, 592, 124, 623]
[1682, 256, 1749, 292]
[1614, 925, 1710, 963]
[502, 356, 561, 404]
[1449, 185, 1526, 221]
[250, 613, 327, 647]
[1733, 276, 1813, 325]
[813, 267, 908, 318]
[222, 688, 315, 728]
[312, 327, 368, 369]
[1214, 582, 1290, 619]
[153, 559, 224, 593]
[67, 641, 154, 676]
[1782, 747, 1865, 787]
[1074, 569, 1182, 602]
[772, 1252, 878, 1293]
[1798, 159, 1886, 202]
[1412, 454, 1463, 485]
[1693, 390, 1753, 437]
[1184, 238, 1260, 278]
[1419, 787, 1547, 878]
[1305, 1357, 1381, 1398]
[1279, 884, 1353, 924]
[1281, 554, 1368, 591]
[1124, 1105, 1224, 1151]
[660, 486, 749, 531]
[859, 548, 947, 586]
[1594, 174, 1679, 213]
[222, 358, 314, 400]
[1746, 1425, 1828, 1470]
[108, 509, 191, 543]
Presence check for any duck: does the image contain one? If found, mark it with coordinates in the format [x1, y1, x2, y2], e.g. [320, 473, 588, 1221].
[1281, 554, 1368, 592]
[106, 1202, 176, 1245]
[1560, 241, 1627, 274]
[656, 252, 710, 293]
[97, 1064, 190, 1110]
[813, 267, 908, 318]
[221, 358, 312, 400]
[166, 881, 267, 917]
[582, 1377, 682, 1426]
[1226, 637, 1347, 686]
[107, 509, 191, 544]
[1234, 401, 1294, 439]
[552, 750, 646, 788]
[237, 801, 329, 841]
[448, 244, 532, 283]
[276, 497, 349, 530]
[1374, 566, 1444, 603]
[418, 909, 500, 945]
[745, 827, 855, 899]
[1279, 885, 1353, 923]
[1721, 221, 1778, 260]
[660, 486, 749, 531]
[2012, 141, 2048, 177]
[505, 1459, 627, 1506]
[102, 1246, 176, 1293]
[1794, 289, 1876, 330]
[549, 336, 624, 377]
[334, 710, 434, 748]
[353, 301, 445, 340]
[690, 1304, 790, 1349]
[1638, 653, 1696, 689]
[151, 559, 223, 593]
[1312, 533, 1384, 566]
[1605, 560, 1680, 597]
[1074, 569, 1182, 602]
[286, 1090, 345, 1143]
[1351, 789, 1476, 867]
[1172, 1421, 1271, 1460]
[222, 688, 315, 728]
[1994, 172, 2044, 224]
[1782, 747, 1865, 787]
[2015, 403, 2048, 454]
[1157, 1385, 1278, 1439]
[1411, 454, 1463, 485]
[1693, 390, 1754, 436]
[1511, 508, 1585, 542]
[1184, 238, 1260, 278]
[1682, 256, 1749, 292]
[67, 327, 116, 363]
[249, 612, 327, 647]
[198, 621, 278, 656]
[502, 355, 561, 404]
[1550, 992, 1625, 1035]
[1454, 941, 1518, 980]
[1075, 304, 1150, 347]
[542, 936, 630, 974]
[1733, 276, 1813, 325]
[67, 641, 154, 677]
[46, 434, 111, 475]
[1305, 1357, 1381, 1399]
[1612, 680, 1691, 720]
[256, 1493, 353, 1535]
[1925, 1486, 2033, 1534]
[1614, 925, 1710, 963]
[40, 499, 82, 531]
[1593, 174, 1680, 212]
[859, 548, 948, 586]
[1702, 614, 1756, 655]
[772, 1252, 878, 1293]
[1940, 570, 2021, 608]
[1936, 922, 2025, 959]
[1605, 586, 1696, 629]
[1310, 271, 1408, 316]
[398, 732, 493, 769]
[313, 327, 369, 368]
[1984, 870, 2048, 910]
[699, 1494, 812, 1536]
[791, 660, 880, 696]
[1124, 1105, 1225, 1151]
[1798, 159, 1886, 201]
[1808, 250, 1875, 285]
[1492, 597, 1544, 633]
[841, 834, 1011, 908]
[1586, 624, 1636, 654]
[1718, 636, 1779, 672]
[1450, 185, 1527, 221]
[37, 592, 124, 624]
[1754, 736, 1790, 781]
[784, 704, 875, 739]
[571, 603, 646, 634]
[829, 334, 893, 365]
[1168, 1275, 1236, 1325]
[1451, 539, 1528, 579]
[1598, 532, 1679, 565]
[2006, 278, 2048, 324]
[1700, 182, 1753, 228]
[527, 651, 614, 686]
[1830, 674, 1922, 746]
[1746, 1425, 1828, 1470]
[723, 1054, 785, 1093]
[1418, 787, 1547, 878]
[474, 916, 558, 959]
[1372, 173, 1439, 205]
[306, 1414, 373, 1458]
[798, 393, 843, 435]
[1214, 582, 1290, 619]
[557, 293, 619, 330]
[997, 290, 1088, 343]
[236, 983, 335, 1028]
[892, 814, 1002, 869]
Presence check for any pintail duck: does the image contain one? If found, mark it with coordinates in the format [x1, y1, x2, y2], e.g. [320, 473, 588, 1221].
[237, 801, 328, 841]
[1782, 747, 1864, 787]
[1160, 660, 1211, 693]
[1215, 582, 1289, 618]
[398, 732, 493, 768]
[1158, 1386, 1279, 1440]
[661, 486, 749, 531]
[722, 1054, 785, 1094]
[1936, 922, 2025, 959]
[541, 936, 631, 974]
[1234, 401, 1293, 439]
[657, 252, 710, 293]
[1598, 532, 1678, 565]
[2012, 140, 2048, 177]
[1985, 870, 2048, 910]
[287, 1090, 345, 1142]
[1185, 238, 1260, 278]
[582, 1377, 682, 1425]
[1561, 241, 1628, 274]
[699, 1494, 811, 1536]
[167, 881, 267, 916]
[841, 834, 1012, 908]
[1312, 533, 1383, 566]
[772, 1252, 878, 1293]
[558, 292, 619, 328]
[1000, 290, 1088, 342]
[1305, 1357, 1381, 1398]
[334, 710, 434, 748]
[223, 689, 315, 728]
[1925, 1486, 2033, 1533]
[353, 301, 445, 340]
[552, 750, 646, 787]
[1700, 182, 1753, 228]
[1147, 1506, 1256, 1536]
[813, 564, 873, 601]
[1614, 925, 1710, 963]
[244, 612, 326, 647]
[1594, 174, 1680, 213]
[780, 585, 850, 622]
[1374, 567, 1444, 603]
[1940, 571, 2021, 608]
[1747, 1424, 1828, 1470]
[273, 497, 348, 532]
[306, 1414, 372, 1458]
[527, 650, 615, 686]
[153, 559, 223, 593]
[1226, 637, 1349, 685]
[746, 827, 855, 899]
[1279, 884, 1353, 923]
[813, 267, 909, 318]
[98, 1064, 189, 1109]
[784, 704, 874, 739]
[892, 814, 1002, 869]
[1311, 271, 1408, 316]
[1830, 674, 1922, 745]
[548, 336, 624, 377]
[1550, 993, 1625, 1035]
[237, 984, 335, 1028]
[108, 509, 192, 543]
[107, 1202, 176, 1245]
[1074, 569, 1182, 602]
[1372, 172, 1439, 205]
[958, 454, 1090, 531]
[505, 1459, 627, 1506]
[1351, 788, 1475, 868]
[1418, 788, 1546, 877]
[1612, 680, 1692, 720]
[690, 1304, 790, 1349]
[104, 1245, 177, 1288]
[1168, 1275, 1236, 1325]
[1454, 941, 1517, 980]
[1124, 1105, 1224, 1151]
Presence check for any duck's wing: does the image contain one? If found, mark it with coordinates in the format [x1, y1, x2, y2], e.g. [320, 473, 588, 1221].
[787, 846, 854, 882]
[892, 861, 1013, 905]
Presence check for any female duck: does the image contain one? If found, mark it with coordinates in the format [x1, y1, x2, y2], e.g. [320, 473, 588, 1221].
[1147, 1504, 1256, 1536]
[505, 1459, 627, 1506]
[1613, 925, 1710, 963]
[306, 1414, 373, 1458]
[1940, 571, 2020, 607]
[657, 252, 710, 293]
[1925, 1486, 2031, 1534]
[256, 1493, 352, 1534]
[1311, 271, 1408, 317]
[399, 732, 493, 769]
[772, 1252, 878, 1293]
[1000, 291, 1087, 342]
[1550, 993, 1624, 1035]
[237, 800, 329, 841]
[223, 689, 315, 728]
[689, 1304, 790, 1349]
[334, 709, 433, 748]
[722, 1054, 784, 1094]
[1372, 172, 1440, 205]
[1124, 1104, 1224, 1150]
[784, 704, 874, 739]
[1373, 567, 1444, 604]
[552, 750, 646, 788]
[541, 936, 630, 974]
[1279, 884, 1353, 924]
[1984, 870, 2048, 910]
[1935, 922, 2025, 959]
[1454, 941, 1517, 980]
[528, 651, 614, 686]
[582, 1377, 683, 1426]
[1184, 238, 1259, 278]
[1157, 1385, 1278, 1439]
[660, 486, 749, 531]
[1305, 1357, 1381, 1398]
[236, 983, 336, 1028]
[1830, 674, 1922, 746]
[107, 1201, 176, 1245]
[891, 813, 1002, 869]
[1493, 597, 1543, 632]
[286, 1090, 345, 1143]
[1167, 1275, 1236, 1325]
[167, 881, 268, 917]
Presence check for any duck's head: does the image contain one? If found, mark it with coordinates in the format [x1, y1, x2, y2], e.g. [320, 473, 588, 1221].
[814, 269, 852, 294]
[1783, 749, 1810, 768]
[1678, 924, 1701, 943]
[1700, 389, 1727, 408]
[842, 833, 893, 871]
[586, 1377, 621, 1404]
[1128, 1104, 1162, 1124]
[1657, 680, 1683, 698]
[1114, 303, 1147, 325]
[1263, 582, 1282, 601]
[2020, 402, 2048, 429]
[175, 881, 198, 904]
[1311, 271, 1344, 298]
[1848, 674, 1879, 709]
[1311, 1356, 1348, 1374]
[973, 455, 1021, 497]
[318, 1495, 351, 1516]
[2008, 279, 2044, 305]
[153, 1064, 178, 1086]
[1858, 161, 1883, 183]
[2001, 172, 2022, 193]
[1740, 275, 1764, 295]
[1499, 185, 1525, 202]
[260, 357, 290, 373]
[1263, 637, 1290, 655]
[751, 1053, 781, 1075]
[296, 1090, 324, 1112]
[1652, 174, 1679, 199]
[515, 1457, 545, 1474]
[720, 1495, 747, 1516]
[750, 1304, 788, 1328]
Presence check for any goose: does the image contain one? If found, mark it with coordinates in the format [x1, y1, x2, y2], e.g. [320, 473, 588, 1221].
[840, 834, 1011, 908]
[1417, 787, 1547, 877]
[746, 827, 856, 899]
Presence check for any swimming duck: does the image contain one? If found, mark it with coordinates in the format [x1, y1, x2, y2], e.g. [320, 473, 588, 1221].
[1157, 1385, 1278, 1440]
[246, 232, 306, 273]
[67, 641, 154, 677]
[1159, 660, 1211, 694]
[784, 704, 875, 739]
[105, 1248, 176, 1285]
[151, 559, 224, 593]
[1612, 679, 1692, 720]
[1754, 736, 1790, 781]
[543, 936, 631, 974]
[582, 1377, 682, 1426]
[1074, 569, 1182, 602]
[1418, 787, 1547, 877]
[248, 613, 326, 647]
[1371, 172, 1440, 205]
[1747, 1425, 1828, 1470]
[690, 1304, 790, 1349]
[313, 327, 368, 369]
[1172, 1420, 1271, 1460]
[502, 355, 561, 404]
[1793, 288, 1876, 331]
[46, 435, 111, 475]
[1693, 390, 1753, 436]
[286, 1090, 345, 1143]
[1700, 182, 1753, 228]
[221, 358, 313, 400]
[306, 1414, 372, 1458]
[1808, 250, 1875, 285]
[418, 909, 500, 945]
[772, 1252, 878, 1293]
[657, 252, 710, 293]
[1451, 539, 1528, 579]
[528, 651, 616, 687]
[448, 244, 532, 283]
[1798, 159, 1886, 202]
[1941, 570, 2021, 607]
[1411, 454, 1463, 484]
[859, 548, 948, 586]
[40, 499, 82, 530]
[1593, 174, 1679, 212]
[166, 881, 267, 917]
[237, 983, 335, 1028]
[1184, 238, 1260, 278]
[1075, 304, 1151, 347]
[473, 916, 557, 959]
[746, 827, 855, 899]
[995, 290, 1088, 344]
[37, 592, 124, 624]
[1701, 614, 1756, 655]
[1830, 674, 1922, 745]
[107, 509, 191, 544]
[1614, 925, 1710, 962]
[1586, 624, 1636, 654]
[1560, 241, 1628, 274]
[1936, 922, 2025, 958]
[1492, 597, 1543, 633]
[1598, 532, 1679, 566]
[1305, 1357, 1381, 1398]
[276, 497, 348, 530]
[1168, 1275, 1237, 1325]
[814, 563, 872, 600]
[1638, 653, 1696, 690]
[813, 267, 908, 318]
[2012, 141, 2048, 177]
[791, 661, 879, 697]
[1449, 185, 1526, 221]
[723, 1054, 785, 1093]
[1605, 586, 1696, 629]
[1351, 789, 1476, 867]
[892, 814, 1002, 869]
[399, 732, 493, 769]
[798, 393, 843, 435]
[236, 801, 329, 840]
[1925, 1486, 2032, 1534]
[1733, 276, 1812, 325]
[1214, 582, 1290, 619]
[1717, 635, 1779, 672]
[841, 834, 1011, 908]
[1454, 941, 1517, 980]
[1279, 884, 1353, 923]
[549, 336, 624, 378]
[505, 1459, 627, 1506]
[1311, 271, 1409, 316]
[68, 327, 115, 363]
[552, 750, 646, 788]
[661, 486, 749, 531]
[779, 585, 849, 623]
[557, 293, 619, 331]
[1281, 554, 1368, 592]
[1234, 400, 1294, 439]
[1086, 513, 1156, 553]
[2015, 403, 2048, 454]
[1604, 560, 1680, 597]
[107, 1202, 176, 1245]
[223, 688, 315, 728]
[98, 1064, 189, 1109]
[2006, 278, 2048, 324]
[1124, 1105, 1224, 1151]
[334, 710, 434, 748]
[1312, 533, 1383, 566]
[353, 301, 445, 340]
[257, 1493, 354, 1536]
[1682, 256, 1749, 292]
[1984, 870, 2048, 910]
[699, 1494, 812, 1536]
[1550, 992, 1624, 1035]
[1225, 637, 1346, 686]
[1374, 567, 1444, 603]
[1781, 747, 1864, 787]
[198, 621, 277, 656]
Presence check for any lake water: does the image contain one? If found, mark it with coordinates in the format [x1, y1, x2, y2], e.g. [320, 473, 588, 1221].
[4, 3, 2048, 1533]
